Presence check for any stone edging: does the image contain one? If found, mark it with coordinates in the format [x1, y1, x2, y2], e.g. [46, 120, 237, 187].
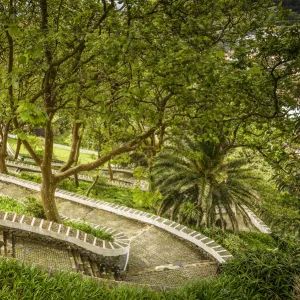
[0, 174, 233, 263]
[242, 205, 272, 234]
[0, 209, 129, 259]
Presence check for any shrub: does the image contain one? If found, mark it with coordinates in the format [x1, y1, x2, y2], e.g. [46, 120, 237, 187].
[24, 196, 45, 219]
[132, 187, 161, 209]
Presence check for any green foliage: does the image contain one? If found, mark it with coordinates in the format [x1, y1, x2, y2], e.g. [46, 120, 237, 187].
[153, 135, 260, 230]
[0, 259, 165, 300]
[23, 196, 45, 219]
[15, 172, 42, 184]
[17, 101, 48, 127]
[57, 178, 135, 208]
[0, 195, 113, 241]
[8, 137, 94, 164]
[0, 196, 29, 215]
[222, 248, 300, 299]
[202, 228, 279, 255]
[133, 166, 147, 180]
[254, 175, 300, 237]
[0, 195, 44, 219]
[0, 251, 298, 300]
[63, 220, 113, 242]
[132, 187, 161, 209]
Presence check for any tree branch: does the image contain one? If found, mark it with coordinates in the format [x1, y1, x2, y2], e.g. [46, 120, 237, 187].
[55, 127, 156, 181]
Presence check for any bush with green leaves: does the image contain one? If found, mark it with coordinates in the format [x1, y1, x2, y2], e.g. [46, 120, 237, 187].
[153, 135, 260, 230]
[23, 196, 46, 219]
[0, 259, 166, 300]
[0, 253, 298, 300]
[132, 187, 161, 210]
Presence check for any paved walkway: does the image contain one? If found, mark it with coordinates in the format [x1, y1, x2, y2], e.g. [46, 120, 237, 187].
[0, 181, 217, 287]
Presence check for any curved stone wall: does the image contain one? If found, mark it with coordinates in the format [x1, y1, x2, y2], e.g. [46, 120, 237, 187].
[242, 205, 272, 234]
[5, 161, 271, 233]
[0, 208, 130, 270]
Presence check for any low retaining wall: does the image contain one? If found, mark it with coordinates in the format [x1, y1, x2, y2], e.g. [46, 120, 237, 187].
[242, 205, 272, 234]
[0, 174, 233, 263]
[0, 208, 130, 270]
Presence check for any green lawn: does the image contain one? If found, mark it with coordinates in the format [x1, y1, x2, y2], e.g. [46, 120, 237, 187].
[8, 137, 95, 164]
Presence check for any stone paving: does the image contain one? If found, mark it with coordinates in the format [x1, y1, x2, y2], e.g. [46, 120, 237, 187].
[0, 182, 218, 287]
[15, 237, 73, 272]
[0, 181, 38, 199]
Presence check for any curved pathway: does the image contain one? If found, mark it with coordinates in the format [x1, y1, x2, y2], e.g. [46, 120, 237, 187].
[0, 178, 222, 287]
[5, 160, 272, 234]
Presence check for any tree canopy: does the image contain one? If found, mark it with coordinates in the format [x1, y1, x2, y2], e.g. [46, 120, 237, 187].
[0, 0, 299, 222]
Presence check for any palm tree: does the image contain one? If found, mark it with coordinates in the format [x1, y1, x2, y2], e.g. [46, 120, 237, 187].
[152, 135, 259, 231]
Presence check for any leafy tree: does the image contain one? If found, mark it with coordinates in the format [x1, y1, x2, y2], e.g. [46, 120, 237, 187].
[153, 135, 259, 230]
[0, 0, 293, 223]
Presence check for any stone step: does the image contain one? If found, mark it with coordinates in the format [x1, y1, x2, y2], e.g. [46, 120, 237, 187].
[90, 260, 101, 278]
[68, 249, 77, 272]
[81, 255, 94, 277]
[72, 250, 84, 272]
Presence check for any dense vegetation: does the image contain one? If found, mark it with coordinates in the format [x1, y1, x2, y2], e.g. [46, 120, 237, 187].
[0, 0, 299, 298]
[0, 246, 298, 300]
[0, 0, 298, 224]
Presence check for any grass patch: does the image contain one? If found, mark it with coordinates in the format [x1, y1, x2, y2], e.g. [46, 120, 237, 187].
[8, 136, 95, 164]
[14, 171, 136, 208]
[0, 259, 165, 300]
[0, 196, 30, 215]
[63, 220, 113, 242]
[0, 252, 298, 300]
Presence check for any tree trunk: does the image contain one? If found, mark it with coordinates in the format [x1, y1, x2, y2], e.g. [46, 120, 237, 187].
[107, 161, 113, 180]
[196, 188, 204, 228]
[0, 150, 8, 174]
[74, 174, 79, 188]
[40, 171, 61, 222]
[73, 129, 83, 188]
[0, 127, 9, 174]
[14, 138, 22, 160]
[40, 118, 60, 223]
[86, 175, 99, 197]
[147, 150, 155, 192]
